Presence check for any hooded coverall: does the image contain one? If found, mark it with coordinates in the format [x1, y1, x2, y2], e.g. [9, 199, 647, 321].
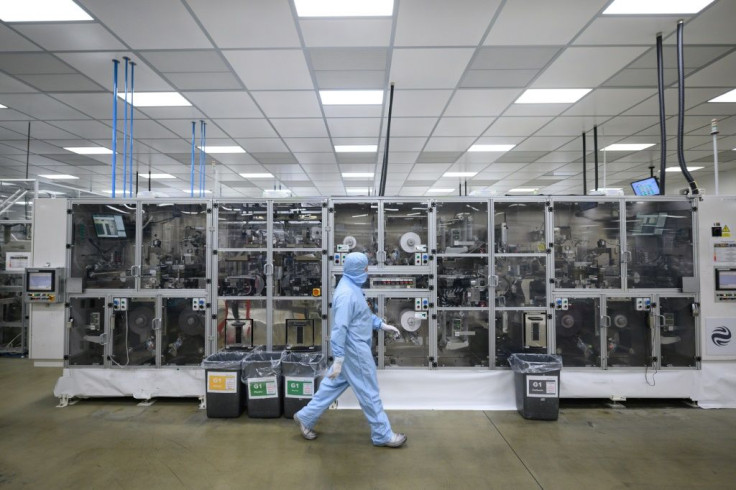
[294, 252, 394, 445]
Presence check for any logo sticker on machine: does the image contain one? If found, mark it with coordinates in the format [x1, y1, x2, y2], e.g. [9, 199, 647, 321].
[207, 372, 238, 393]
[526, 375, 558, 398]
[248, 376, 278, 398]
[285, 377, 314, 398]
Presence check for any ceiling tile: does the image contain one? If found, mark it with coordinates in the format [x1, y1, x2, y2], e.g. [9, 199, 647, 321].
[395, 0, 501, 46]
[514, 137, 572, 152]
[675, 0, 736, 44]
[327, 118, 382, 138]
[444, 89, 521, 117]
[185, 91, 262, 118]
[294, 153, 337, 165]
[574, 17, 682, 45]
[471, 47, 560, 70]
[283, 138, 333, 153]
[56, 52, 173, 92]
[392, 90, 453, 117]
[0, 25, 42, 52]
[533, 47, 649, 88]
[484, 116, 553, 136]
[314, 70, 385, 90]
[563, 88, 655, 117]
[390, 49, 475, 89]
[390, 118, 438, 137]
[685, 51, 736, 87]
[166, 72, 242, 91]
[424, 137, 476, 152]
[0, 53, 75, 75]
[215, 119, 278, 138]
[485, 0, 607, 45]
[14, 23, 125, 51]
[18, 74, 103, 92]
[250, 91, 322, 118]
[224, 50, 313, 90]
[460, 70, 537, 89]
[433, 117, 494, 137]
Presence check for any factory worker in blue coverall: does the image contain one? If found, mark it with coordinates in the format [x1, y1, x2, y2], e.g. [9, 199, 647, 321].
[294, 252, 407, 448]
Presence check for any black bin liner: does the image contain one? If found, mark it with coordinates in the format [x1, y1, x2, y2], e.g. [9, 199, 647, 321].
[202, 351, 249, 418]
[242, 351, 283, 418]
[509, 353, 563, 421]
[281, 352, 327, 418]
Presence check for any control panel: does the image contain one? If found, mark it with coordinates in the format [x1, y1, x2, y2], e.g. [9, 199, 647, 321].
[24, 267, 65, 303]
[369, 277, 417, 289]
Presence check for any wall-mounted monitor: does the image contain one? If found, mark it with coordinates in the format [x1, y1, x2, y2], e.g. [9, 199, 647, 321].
[92, 214, 127, 238]
[631, 176, 661, 196]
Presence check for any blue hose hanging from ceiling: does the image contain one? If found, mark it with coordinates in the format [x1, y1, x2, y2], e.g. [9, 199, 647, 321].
[200, 121, 206, 197]
[111, 59, 119, 198]
[676, 20, 699, 195]
[129, 61, 135, 197]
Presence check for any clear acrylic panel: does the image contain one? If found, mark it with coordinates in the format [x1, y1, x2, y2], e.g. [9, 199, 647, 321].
[495, 256, 547, 307]
[67, 297, 105, 366]
[437, 256, 489, 307]
[554, 297, 601, 367]
[383, 297, 429, 367]
[0, 180, 35, 220]
[0, 222, 31, 273]
[626, 201, 694, 289]
[384, 202, 429, 266]
[272, 299, 322, 348]
[70, 203, 137, 289]
[659, 297, 697, 368]
[435, 201, 488, 254]
[274, 251, 322, 297]
[605, 297, 652, 367]
[333, 202, 378, 264]
[216, 298, 267, 350]
[437, 310, 489, 367]
[0, 290, 24, 352]
[217, 202, 268, 249]
[554, 201, 621, 289]
[494, 202, 545, 253]
[495, 310, 548, 367]
[272, 201, 323, 248]
[110, 297, 156, 367]
[217, 251, 267, 297]
[161, 297, 206, 365]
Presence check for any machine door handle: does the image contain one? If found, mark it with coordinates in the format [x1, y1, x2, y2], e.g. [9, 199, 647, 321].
[264, 262, 274, 276]
[488, 275, 499, 288]
[130, 265, 140, 277]
[601, 315, 611, 328]
[621, 250, 632, 264]
[655, 314, 666, 328]
[152, 318, 162, 331]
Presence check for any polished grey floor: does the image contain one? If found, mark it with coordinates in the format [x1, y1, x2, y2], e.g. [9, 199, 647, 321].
[1, 357, 735, 489]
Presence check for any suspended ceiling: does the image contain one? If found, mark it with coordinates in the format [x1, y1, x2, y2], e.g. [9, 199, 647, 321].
[1, 0, 735, 198]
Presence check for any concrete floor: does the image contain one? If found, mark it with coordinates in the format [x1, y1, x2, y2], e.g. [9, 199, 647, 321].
[1, 358, 735, 490]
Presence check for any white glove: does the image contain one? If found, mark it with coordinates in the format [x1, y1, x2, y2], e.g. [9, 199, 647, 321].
[381, 322, 401, 339]
[328, 357, 344, 380]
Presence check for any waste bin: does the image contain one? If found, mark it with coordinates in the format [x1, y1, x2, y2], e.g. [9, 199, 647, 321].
[242, 351, 283, 418]
[281, 352, 327, 418]
[508, 353, 563, 420]
[202, 351, 250, 418]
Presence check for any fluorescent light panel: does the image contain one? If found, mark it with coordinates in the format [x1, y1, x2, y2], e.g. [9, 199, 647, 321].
[342, 172, 375, 178]
[320, 90, 383, 105]
[335, 145, 377, 153]
[602, 143, 655, 151]
[0, 0, 92, 22]
[346, 187, 370, 194]
[240, 173, 273, 179]
[604, 0, 715, 15]
[443, 172, 477, 177]
[427, 188, 455, 193]
[64, 146, 113, 155]
[295, 0, 393, 17]
[508, 188, 538, 193]
[197, 146, 245, 154]
[0, 103, 6, 109]
[515, 89, 591, 104]
[139, 173, 176, 179]
[709, 89, 736, 103]
[117, 92, 191, 107]
[38, 174, 78, 180]
[468, 144, 515, 152]
[665, 166, 703, 172]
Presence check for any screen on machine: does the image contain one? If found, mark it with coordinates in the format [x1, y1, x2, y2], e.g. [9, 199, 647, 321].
[716, 269, 736, 290]
[92, 214, 127, 238]
[631, 176, 661, 196]
[27, 272, 53, 291]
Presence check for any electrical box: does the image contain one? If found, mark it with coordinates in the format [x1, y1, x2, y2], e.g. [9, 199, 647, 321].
[555, 298, 569, 310]
[524, 313, 547, 348]
[23, 268, 65, 303]
[192, 298, 206, 311]
[635, 298, 652, 311]
[112, 297, 128, 311]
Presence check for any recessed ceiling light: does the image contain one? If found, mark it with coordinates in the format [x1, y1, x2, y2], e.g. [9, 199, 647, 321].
[139, 173, 176, 179]
[443, 172, 477, 178]
[346, 187, 370, 194]
[468, 144, 515, 152]
[602, 143, 655, 151]
[508, 188, 538, 193]
[342, 172, 375, 178]
[709, 89, 736, 103]
[319, 90, 383, 105]
[117, 92, 191, 107]
[64, 146, 113, 155]
[515, 89, 592, 104]
[295, 0, 394, 17]
[335, 145, 377, 153]
[0, 103, 7, 109]
[603, 0, 715, 15]
[427, 188, 455, 193]
[197, 146, 246, 154]
[240, 173, 274, 179]
[0, 0, 92, 22]
[665, 166, 703, 172]
[38, 174, 79, 180]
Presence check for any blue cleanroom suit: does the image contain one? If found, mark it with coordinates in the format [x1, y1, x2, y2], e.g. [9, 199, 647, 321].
[295, 252, 395, 445]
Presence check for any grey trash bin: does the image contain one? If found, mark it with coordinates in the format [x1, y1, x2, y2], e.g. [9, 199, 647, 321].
[509, 353, 563, 421]
[202, 351, 249, 418]
[281, 352, 327, 418]
[242, 351, 283, 418]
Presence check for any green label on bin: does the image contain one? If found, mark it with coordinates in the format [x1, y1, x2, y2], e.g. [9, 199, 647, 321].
[248, 376, 278, 399]
[285, 377, 314, 398]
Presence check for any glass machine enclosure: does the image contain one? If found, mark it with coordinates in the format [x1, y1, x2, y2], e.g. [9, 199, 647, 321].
[215, 200, 327, 351]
